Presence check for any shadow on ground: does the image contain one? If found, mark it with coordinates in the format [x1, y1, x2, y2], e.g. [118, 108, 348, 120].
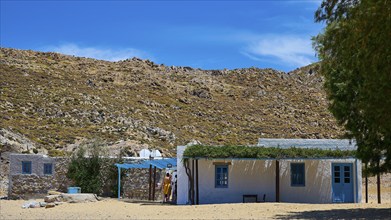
[275, 208, 391, 219]
[122, 199, 174, 206]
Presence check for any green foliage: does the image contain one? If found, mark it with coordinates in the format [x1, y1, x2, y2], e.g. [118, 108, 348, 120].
[183, 145, 355, 159]
[313, 0, 391, 173]
[67, 140, 122, 196]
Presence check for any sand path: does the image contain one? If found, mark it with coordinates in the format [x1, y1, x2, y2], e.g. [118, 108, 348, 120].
[1, 199, 390, 219]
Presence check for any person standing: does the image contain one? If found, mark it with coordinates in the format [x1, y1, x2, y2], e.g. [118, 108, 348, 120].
[162, 172, 171, 202]
[171, 172, 177, 203]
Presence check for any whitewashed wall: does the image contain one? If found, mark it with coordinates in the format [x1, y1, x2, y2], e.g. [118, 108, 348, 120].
[177, 146, 188, 205]
[177, 146, 362, 204]
[279, 159, 361, 203]
[197, 159, 276, 204]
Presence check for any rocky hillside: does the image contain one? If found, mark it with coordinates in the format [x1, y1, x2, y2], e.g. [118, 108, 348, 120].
[0, 48, 344, 156]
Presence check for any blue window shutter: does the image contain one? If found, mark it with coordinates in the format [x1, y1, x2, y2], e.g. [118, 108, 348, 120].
[22, 161, 32, 174]
[215, 165, 228, 188]
[291, 163, 305, 186]
[44, 163, 53, 175]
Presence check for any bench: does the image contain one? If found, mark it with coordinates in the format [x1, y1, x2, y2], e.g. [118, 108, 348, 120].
[243, 194, 257, 203]
[243, 194, 266, 203]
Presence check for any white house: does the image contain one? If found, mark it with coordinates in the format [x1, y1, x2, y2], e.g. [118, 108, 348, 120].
[177, 139, 362, 204]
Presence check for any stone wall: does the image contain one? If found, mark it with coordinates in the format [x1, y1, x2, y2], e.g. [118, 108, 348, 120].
[122, 168, 164, 201]
[7, 153, 168, 200]
[0, 152, 10, 198]
[9, 157, 72, 199]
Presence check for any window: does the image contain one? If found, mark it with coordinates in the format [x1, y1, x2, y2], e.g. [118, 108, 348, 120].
[344, 166, 350, 183]
[215, 165, 228, 188]
[291, 163, 305, 186]
[44, 163, 53, 175]
[334, 166, 340, 183]
[22, 161, 32, 174]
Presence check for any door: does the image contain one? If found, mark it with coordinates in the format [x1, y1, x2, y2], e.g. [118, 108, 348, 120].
[332, 163, 354, 203]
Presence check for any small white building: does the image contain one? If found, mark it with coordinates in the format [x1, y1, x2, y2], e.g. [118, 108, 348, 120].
[177, 139, 362, 204]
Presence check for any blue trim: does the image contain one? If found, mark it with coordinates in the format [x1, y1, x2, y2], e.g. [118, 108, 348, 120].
[290, 163, 305, 187]
[332, 163, 354, 203]
[332, 163, 337, 202]
[215, 165, 228, 188]
[43, 163, 53, 175]
[22, 161, 32, 174]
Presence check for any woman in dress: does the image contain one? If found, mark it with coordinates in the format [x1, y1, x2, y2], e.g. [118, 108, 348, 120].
[162, 172, 171, 202]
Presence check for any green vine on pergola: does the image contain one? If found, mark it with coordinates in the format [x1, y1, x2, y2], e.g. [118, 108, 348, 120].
[183, 145, 356, 160]
[182, 144, 357, 205]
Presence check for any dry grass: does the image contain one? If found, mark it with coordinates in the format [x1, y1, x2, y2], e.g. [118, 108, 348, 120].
[1, 48, 344, 156]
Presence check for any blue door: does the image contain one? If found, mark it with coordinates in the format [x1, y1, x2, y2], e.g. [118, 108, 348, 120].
[332, 163, 354, 203]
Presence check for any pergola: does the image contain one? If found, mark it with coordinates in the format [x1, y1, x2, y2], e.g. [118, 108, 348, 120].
[115, 158, 177, 201]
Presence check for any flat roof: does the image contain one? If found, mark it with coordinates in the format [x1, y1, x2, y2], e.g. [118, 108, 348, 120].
[258, 138, 357, 150]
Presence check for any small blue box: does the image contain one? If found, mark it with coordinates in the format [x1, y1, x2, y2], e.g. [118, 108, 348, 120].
[67, 187, 81, 194]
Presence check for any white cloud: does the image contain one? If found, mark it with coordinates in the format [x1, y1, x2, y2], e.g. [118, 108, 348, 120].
[241, 35, 316, 67]
[194, 28, 318, 68]
[42, 43, 151, 61]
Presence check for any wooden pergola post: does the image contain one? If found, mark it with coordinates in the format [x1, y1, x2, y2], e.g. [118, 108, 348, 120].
[152, 166, 157, 201]
[192, 159, 195, 205]
[148, 164, 152, 201]
[196, 159, 199, 205]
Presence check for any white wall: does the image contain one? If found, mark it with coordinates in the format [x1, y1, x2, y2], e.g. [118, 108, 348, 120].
[197, 159, 276, 204]
[355, 159, 362, 203]
[279, 158, 361, 203]
[279, 159, 331, 203]
[177, 146, 188, 205]
[177, 146, 362, 204]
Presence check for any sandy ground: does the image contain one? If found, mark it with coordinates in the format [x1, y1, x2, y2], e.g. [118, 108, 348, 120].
[0, 199, 390, 220]
[1, 175, 390, 219]
[364, 173, 391, 205]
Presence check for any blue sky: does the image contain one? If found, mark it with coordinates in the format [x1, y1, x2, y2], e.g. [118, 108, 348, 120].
[1, 0, 323, 72]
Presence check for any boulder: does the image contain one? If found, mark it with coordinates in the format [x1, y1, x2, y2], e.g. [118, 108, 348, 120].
[45, 203, 55, 208]
[22, 201, 37, 209]
[48, 190, 62, 195]
[28, 201, 40, 208]
[61, 193, 98, 203]
[44, 195, 61, 203]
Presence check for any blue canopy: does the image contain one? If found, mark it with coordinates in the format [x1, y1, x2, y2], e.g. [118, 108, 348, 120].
[116, 158, 177, 200]
[115, 158, 177, 170]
